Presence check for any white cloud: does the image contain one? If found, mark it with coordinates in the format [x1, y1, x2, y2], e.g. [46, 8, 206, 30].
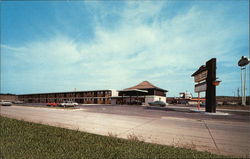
[1, 1, 248, 96]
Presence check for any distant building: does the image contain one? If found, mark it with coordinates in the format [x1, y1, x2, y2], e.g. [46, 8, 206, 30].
[179, 92, 192, 99]
[111, 81, 168, 105]
[0, 93, 18, 101]
[18, 90, 118, 104]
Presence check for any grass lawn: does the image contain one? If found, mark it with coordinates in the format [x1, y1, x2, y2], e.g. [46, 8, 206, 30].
[0, 116, 231, 159]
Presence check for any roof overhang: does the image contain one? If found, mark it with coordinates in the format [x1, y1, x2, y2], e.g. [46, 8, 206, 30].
[110, 96, 145, 98]
[191, 65, 207, 77]
[119, 89, 148, 93]
[144, 88, 168, 92]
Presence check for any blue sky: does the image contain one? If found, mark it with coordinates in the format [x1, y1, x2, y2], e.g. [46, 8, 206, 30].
[1, 0, 249, 97]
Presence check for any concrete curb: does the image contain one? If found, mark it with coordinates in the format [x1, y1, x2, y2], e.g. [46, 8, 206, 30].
[145, 106, 250, 116]
[145, 106, 188, 112]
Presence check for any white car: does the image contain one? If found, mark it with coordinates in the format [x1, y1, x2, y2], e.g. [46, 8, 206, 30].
[60, 101, 78, 107]
[0, 101, 12, 106]
[13, 101, 24, 104]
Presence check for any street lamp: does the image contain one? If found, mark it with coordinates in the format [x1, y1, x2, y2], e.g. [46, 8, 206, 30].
[238, 56, 250, 106]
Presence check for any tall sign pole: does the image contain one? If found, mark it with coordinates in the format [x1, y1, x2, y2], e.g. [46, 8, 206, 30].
[238, 56, 250, 106]
[205, 58, 216, 113]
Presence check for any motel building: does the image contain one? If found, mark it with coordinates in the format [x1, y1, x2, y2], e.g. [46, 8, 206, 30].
[18, 81, 168, 106]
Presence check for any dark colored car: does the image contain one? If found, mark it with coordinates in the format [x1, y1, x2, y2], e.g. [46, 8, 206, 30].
[148, 101, 167, 107]
[200, 103, 205, 107]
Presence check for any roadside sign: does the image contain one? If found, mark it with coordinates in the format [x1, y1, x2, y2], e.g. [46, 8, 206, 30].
[192, 58, 218, 113]
[195, 82, 206, 93]
[194, 70, 207, 83]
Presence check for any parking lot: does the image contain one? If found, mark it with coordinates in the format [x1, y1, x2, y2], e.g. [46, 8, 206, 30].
[76, 104, 249, 122]
[1, 104, 249, 157]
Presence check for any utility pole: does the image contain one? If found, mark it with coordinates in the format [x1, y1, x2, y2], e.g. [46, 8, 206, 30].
[237, 88, 240, 97]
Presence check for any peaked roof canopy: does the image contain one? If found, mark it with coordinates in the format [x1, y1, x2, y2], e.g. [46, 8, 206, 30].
[191, 65, 207, 77]
[124, 81, 168, 92]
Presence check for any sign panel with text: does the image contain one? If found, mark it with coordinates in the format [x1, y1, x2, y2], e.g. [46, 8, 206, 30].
[195, 82, 207, 93]
[194, 70, 207, 82]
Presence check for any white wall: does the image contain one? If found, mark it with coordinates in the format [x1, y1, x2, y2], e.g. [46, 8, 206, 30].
[145, 95, 166, 106]
[110, 89, 119, 97]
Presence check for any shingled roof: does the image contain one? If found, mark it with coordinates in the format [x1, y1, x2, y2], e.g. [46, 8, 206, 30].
[124, 81, 168, 92]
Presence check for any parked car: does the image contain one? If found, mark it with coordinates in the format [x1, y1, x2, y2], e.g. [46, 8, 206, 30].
[47, 102, 59, 107]
[59, 101, 78, 107]
[12, 101, 24, 104]
[0, 101, 12, 106]
[148, 101, 167, 107]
